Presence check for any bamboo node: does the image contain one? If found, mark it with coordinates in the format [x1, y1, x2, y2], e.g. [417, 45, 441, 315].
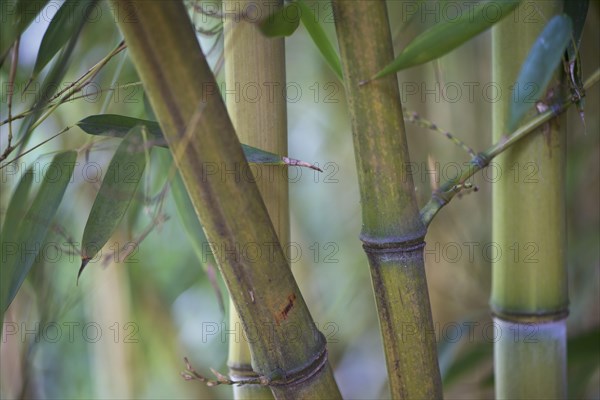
[471, 152, 491, 169]
[267, 341, 329, 387]
[182, 342, 331, 388]
[491, 308, 569, 323]
[361, 233, 426, 254]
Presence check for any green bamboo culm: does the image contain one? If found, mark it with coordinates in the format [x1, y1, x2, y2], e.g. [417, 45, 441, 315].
[332, 1, 442, 398]
[224, 0, 287, 398]
[109, 1, 341, 398]
[491, 1, 568, 398]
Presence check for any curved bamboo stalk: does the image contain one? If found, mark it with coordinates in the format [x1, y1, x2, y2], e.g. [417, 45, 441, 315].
[109, 1, 341, 397]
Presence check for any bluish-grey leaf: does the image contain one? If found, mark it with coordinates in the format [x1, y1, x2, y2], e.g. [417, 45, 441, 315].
[508, 14, 573, 131]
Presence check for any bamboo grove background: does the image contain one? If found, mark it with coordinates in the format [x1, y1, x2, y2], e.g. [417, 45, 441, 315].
[1, 1, 599, 398]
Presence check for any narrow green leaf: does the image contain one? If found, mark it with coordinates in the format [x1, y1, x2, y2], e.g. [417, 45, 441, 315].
[1, 166, 34, 239]
[0, 0, 50, 64]
[149, 149, 224, 312]
[17, 0, 98, 151]
[297, 0, 343, 80]
[79, 126, 147, 281]
[258, 2, 300, 37]
[143, 91, 157, 121]
[1, 150, 76, 316]
[77, 114, 322, 170]
[564, 0, 588, 62]
[508, 14, 573, 131]
[369, 0, 521, 81]
[32, 0, 96, 79]
[170, 168, 212, 264]
[78, 114, 164, 143]
[169, 162, 225, 312]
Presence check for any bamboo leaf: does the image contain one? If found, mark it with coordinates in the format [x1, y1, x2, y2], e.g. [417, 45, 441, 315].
[79, 126, 147, 281]
[31, 0, 96, 80]
[143, 91, 157, 121]
[19, 41, 74, 141]
[78, 114, 164, 141]
[564, 0, 588, 63]
[368, 0, 520, 81]
[170, 168, 213, 264]
[17, 0, 99, 150]
[0, 0, 50, 64]
[169, 162, 224, 312]
[1, 166, 34, 239]
[297, 0, 343, 80]
[0, 150, 76, 317]
[508, 14, 573, 131]
[258, 2, 300, 37]
[77, 114, 322, 170]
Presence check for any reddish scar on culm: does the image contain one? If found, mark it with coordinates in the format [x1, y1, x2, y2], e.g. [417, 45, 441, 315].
[275, 293, 297, 325]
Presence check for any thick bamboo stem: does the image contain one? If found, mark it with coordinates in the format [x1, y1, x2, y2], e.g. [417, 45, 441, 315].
[332, 1, 442, 397]
[110, 2, 340, 397]
[491, 1, 568, 398]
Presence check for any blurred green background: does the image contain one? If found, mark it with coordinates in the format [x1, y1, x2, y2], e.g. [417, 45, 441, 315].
[1, 1, 598, 399]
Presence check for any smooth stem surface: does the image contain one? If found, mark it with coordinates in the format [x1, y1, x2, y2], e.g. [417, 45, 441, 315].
[332, 1, 442, 398]
[225, 1, 286, 398]
[491, 1, 567, 398]
[491, 0, 568, 318]
[110, 2, 340, 397]
[494, 319, 567, 400]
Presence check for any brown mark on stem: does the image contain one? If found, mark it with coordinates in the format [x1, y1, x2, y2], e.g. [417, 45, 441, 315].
[275, 293, 297, 325]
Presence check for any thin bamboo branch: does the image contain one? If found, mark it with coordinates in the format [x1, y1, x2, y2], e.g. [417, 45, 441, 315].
[420, 68, 599, 227]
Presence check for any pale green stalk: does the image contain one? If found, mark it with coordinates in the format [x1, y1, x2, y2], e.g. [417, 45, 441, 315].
[491, 1, 568, 398]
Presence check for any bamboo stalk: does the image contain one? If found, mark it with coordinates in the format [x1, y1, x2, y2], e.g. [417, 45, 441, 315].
[332, 1, 442, 398]
[110, 2, 340, 397]
[224, 1, 287, 398]
[491, 1, 568, 398]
